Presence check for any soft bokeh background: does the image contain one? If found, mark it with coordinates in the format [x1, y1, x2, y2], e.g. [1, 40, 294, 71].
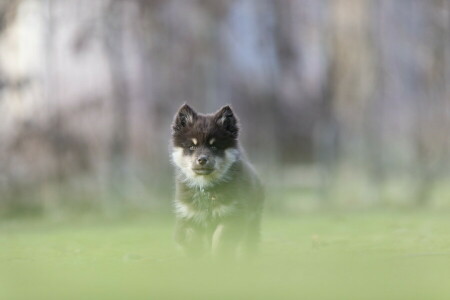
[1, 1, 450, 299]
[1, 0, 449, 216]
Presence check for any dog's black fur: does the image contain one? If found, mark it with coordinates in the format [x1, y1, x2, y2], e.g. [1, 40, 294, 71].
[171, 104, 263, 259]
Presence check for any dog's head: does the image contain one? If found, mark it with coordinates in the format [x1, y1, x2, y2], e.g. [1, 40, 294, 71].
[171, 104, 240, 188]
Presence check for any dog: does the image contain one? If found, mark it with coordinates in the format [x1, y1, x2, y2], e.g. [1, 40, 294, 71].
[171, 104, 264, 259]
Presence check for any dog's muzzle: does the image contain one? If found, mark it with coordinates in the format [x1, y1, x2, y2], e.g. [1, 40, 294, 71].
[192, 154, 214, 175]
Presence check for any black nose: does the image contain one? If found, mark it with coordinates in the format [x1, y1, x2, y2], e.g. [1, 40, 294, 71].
[197, 155, 208, 165]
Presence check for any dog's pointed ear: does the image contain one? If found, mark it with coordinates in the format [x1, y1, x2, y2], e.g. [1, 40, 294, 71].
[173, 104, 197, 131]
[215, 105, 238, 137]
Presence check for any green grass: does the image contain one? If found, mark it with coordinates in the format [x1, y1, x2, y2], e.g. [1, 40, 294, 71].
[1, 211, 450, 299]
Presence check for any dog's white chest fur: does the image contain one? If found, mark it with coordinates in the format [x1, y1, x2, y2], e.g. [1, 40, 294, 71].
[175, 190, 235, 223]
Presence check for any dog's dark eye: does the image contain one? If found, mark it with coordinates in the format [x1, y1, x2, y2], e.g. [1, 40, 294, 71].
[210, 146, 218, 151]
[189, 146, 196, 151]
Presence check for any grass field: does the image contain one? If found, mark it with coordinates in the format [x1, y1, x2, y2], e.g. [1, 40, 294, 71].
[1, 211, 450, 299]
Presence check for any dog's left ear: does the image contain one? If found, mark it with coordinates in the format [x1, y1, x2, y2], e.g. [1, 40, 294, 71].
[215, 105, 238, 137]
[173, 104, 197, 132]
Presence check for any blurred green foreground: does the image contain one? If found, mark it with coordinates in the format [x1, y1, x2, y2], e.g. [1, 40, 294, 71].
[1, 212, 450, 300]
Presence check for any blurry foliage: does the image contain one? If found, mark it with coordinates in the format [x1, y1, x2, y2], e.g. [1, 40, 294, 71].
[0, 0, 449, 214]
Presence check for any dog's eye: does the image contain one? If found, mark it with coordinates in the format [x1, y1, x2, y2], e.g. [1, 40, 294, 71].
[189, 146, 196, 151]
[210, 146, 218, 151]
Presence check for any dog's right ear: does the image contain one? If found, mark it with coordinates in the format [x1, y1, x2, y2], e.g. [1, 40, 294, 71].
[173, 104, 197, 132]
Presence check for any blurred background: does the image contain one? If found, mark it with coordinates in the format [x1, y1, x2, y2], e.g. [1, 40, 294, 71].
[0, 0, 449, 217]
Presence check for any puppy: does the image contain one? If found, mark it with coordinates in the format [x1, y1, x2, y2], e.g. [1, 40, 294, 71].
[171, 104, 263, 259]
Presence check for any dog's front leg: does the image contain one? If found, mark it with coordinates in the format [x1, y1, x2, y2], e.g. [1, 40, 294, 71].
[174, 219, 205, 258]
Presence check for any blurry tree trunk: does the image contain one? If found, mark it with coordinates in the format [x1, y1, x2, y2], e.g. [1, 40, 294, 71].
[364, 0, 385, 203]
[202, 1, 229, 112]
[0, 0, 20, 33]
[266, 0, 296, 192]
[272, 0, 302, 164]
[314, 0, 342, 203]
[316, 61, 339, 203]
[43, 0, 62, 211]
[104, 0, 130, 206]
[413, 0, 450, 206]
[329, 0, 381, 204]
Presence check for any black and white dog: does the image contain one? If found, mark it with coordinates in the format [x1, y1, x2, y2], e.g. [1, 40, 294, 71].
[171, 104, 263, 259]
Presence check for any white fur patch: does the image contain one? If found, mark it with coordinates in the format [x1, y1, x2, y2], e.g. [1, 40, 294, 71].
[211, 203, 236, 218]
[185, 114, 194, 125]
[219, 114, 228, 125]
[209, 138, 215, 145]
[171, 147, 240, 189]
[171, 147, 194, 176]
[192, 138, 197, 145]
[174, 201, 204, 221]
[174, 200, 236, 223]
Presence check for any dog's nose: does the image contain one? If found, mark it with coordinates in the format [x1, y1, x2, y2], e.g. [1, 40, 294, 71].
[197, 155, 208, 165]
